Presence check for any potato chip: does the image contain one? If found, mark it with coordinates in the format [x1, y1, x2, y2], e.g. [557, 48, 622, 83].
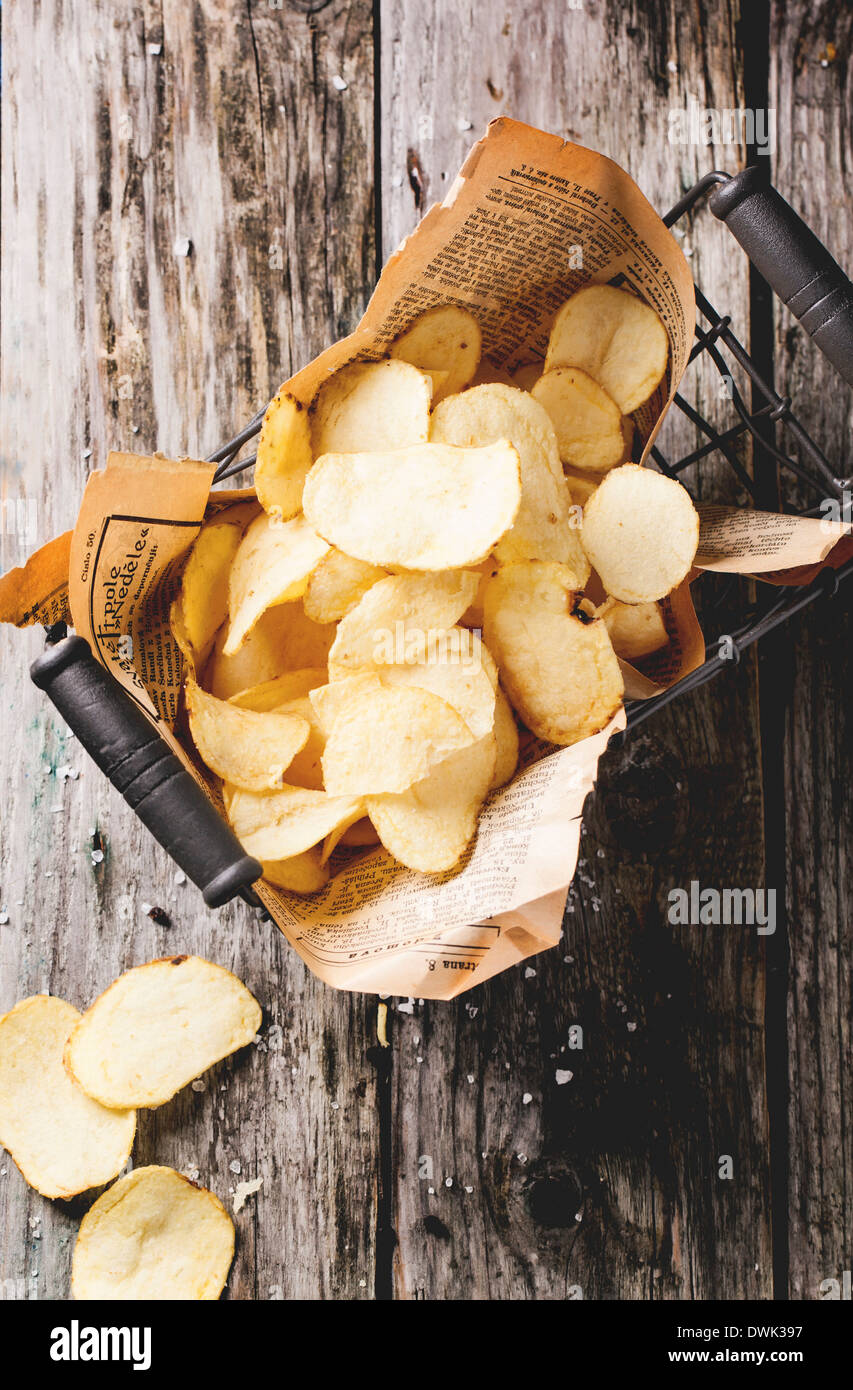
[545, 284, 669, 414]
[186, 681, 310, 791]
[367, 733, 496, 872]
[178, 520, 243, 667]
[320, 683, 476, 796]
[254, 389, 314, 521]
[580, 464, 699, 602]
[303, 441, 521, 571]
[378, 626, 497, 740]
[169, 595, 197, 681]
[227, 784, 363, 860]
[492, 684, 520, 788]
[598, 596, 669, 660]
[228, 667, 328, 712]
[262, 848, 329, 894]
[328, 571, 479, 676]
[206, 604, 333, 699]
[483, 562, 624, 745]
[272, 695, 327, 789]
[224, 512, 329, 655]
[328, 817, 380, 853]
[71, 1165, 234, 1301]
[304, 548, 387, 624]
[311, 358, 432, 456]
[430, 384, 589, 580]
[65, 957, 262, 1110]
[390, 305, 482, 403]
[531, 367, 625, 473]
[0, 996, 136, 1200]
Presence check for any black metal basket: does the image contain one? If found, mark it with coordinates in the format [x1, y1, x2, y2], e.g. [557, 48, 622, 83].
[31, 169, 853, 906]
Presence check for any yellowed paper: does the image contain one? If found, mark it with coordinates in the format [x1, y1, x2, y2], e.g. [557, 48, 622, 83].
[695, 504, 851, 574]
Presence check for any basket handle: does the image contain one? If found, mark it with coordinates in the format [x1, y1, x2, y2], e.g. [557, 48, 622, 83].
[709, 167, 853, 387]
[31, 635, 261, 908]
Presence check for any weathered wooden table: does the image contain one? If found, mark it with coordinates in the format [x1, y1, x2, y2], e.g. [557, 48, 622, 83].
[1, 0, 849, 1301]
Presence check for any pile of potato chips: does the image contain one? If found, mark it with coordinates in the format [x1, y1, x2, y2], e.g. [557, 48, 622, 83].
[172, 287, 700, 890]
[0, 956, 261, 1299]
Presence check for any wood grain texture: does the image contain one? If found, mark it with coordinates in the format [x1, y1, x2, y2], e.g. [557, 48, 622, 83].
[769, 0, 853, 1300]
[381, 0, 772, 1300]
[0, 0, 380, 1301]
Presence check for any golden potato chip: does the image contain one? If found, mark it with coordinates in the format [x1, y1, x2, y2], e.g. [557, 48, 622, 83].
[255, 389, 314, 521]
[430, 384, 589, 580]
[330, 817, 380, 851]
[227, 784, 364, 860]
[598, 596, 669, 660]
[71, 1165, 234, 1301]
[65, 957, 262, 1110]
[224, 512, 329, 655]
[273, 695, 326, 789]
[367, 733, 496, 872]
[328, 571, 479, 676]
[311, 358, 432, 456]
[169, 595, 197, 681]
[545, 284, 669, 414]
[319, 683, 476, 796]
[303, 441, 521, 571]
[205, 604, 332, 699]
[580, 464, 699, 602]
[531, 367, 625, 473]
[228, 667, 328, 712]
[262, 848, 329, 894]
[378, 626, 497, 740]
[390, 305, 482, 403]
[186, 681, 310, 791]
[304, 548, 387, 624]
[0, 996, 136, 1200]
[178, 520, 243, 667]
[492, 684, 520, 788]
[483, 561, 624, 745]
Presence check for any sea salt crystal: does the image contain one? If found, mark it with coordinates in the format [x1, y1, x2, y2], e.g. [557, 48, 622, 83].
[556, 1069, 573, 1085]
[229, 1160, 242, 1175]
[332, 75, 348, 91]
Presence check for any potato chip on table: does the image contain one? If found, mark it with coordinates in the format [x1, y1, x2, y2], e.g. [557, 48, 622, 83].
[0, 996, 135, 1199]
[65, 956, 262, 1110]
[72, 1165, 234, 1301]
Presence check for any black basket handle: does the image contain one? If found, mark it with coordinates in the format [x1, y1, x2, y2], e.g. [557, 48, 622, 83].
[709, 167, 853, 387]
[31, 635, 261, 908]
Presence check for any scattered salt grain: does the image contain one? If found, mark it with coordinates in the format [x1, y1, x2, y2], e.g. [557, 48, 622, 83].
[445, 1178, 453, 1188]
[522, 1092, 533, 1105]
[174, 869, 187, 885]
[148, 43, 162, 55]
[191, 1079, 205, 1093]
[627, 1022, 637, 1032]
[398, 998, 414, 1014]
[524, 967, 536, 979]
[174, 236, 192, 257]
[458, 118, 473, 131]
[332, 74, 348, 91]
[466, 1074, 475, 1084]
[556, 1069, 573, 1085]
[229, 1160, 242, 1175]
[0, 910, 9, 926]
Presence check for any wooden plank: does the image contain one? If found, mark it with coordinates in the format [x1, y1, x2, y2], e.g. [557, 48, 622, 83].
[0, 0, 379, 1300]
[769, 0, 853, 1300]
[381, 0, 773, 1299]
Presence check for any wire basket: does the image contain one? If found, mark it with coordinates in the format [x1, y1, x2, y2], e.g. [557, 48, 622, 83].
[30, 169, 853, 907]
